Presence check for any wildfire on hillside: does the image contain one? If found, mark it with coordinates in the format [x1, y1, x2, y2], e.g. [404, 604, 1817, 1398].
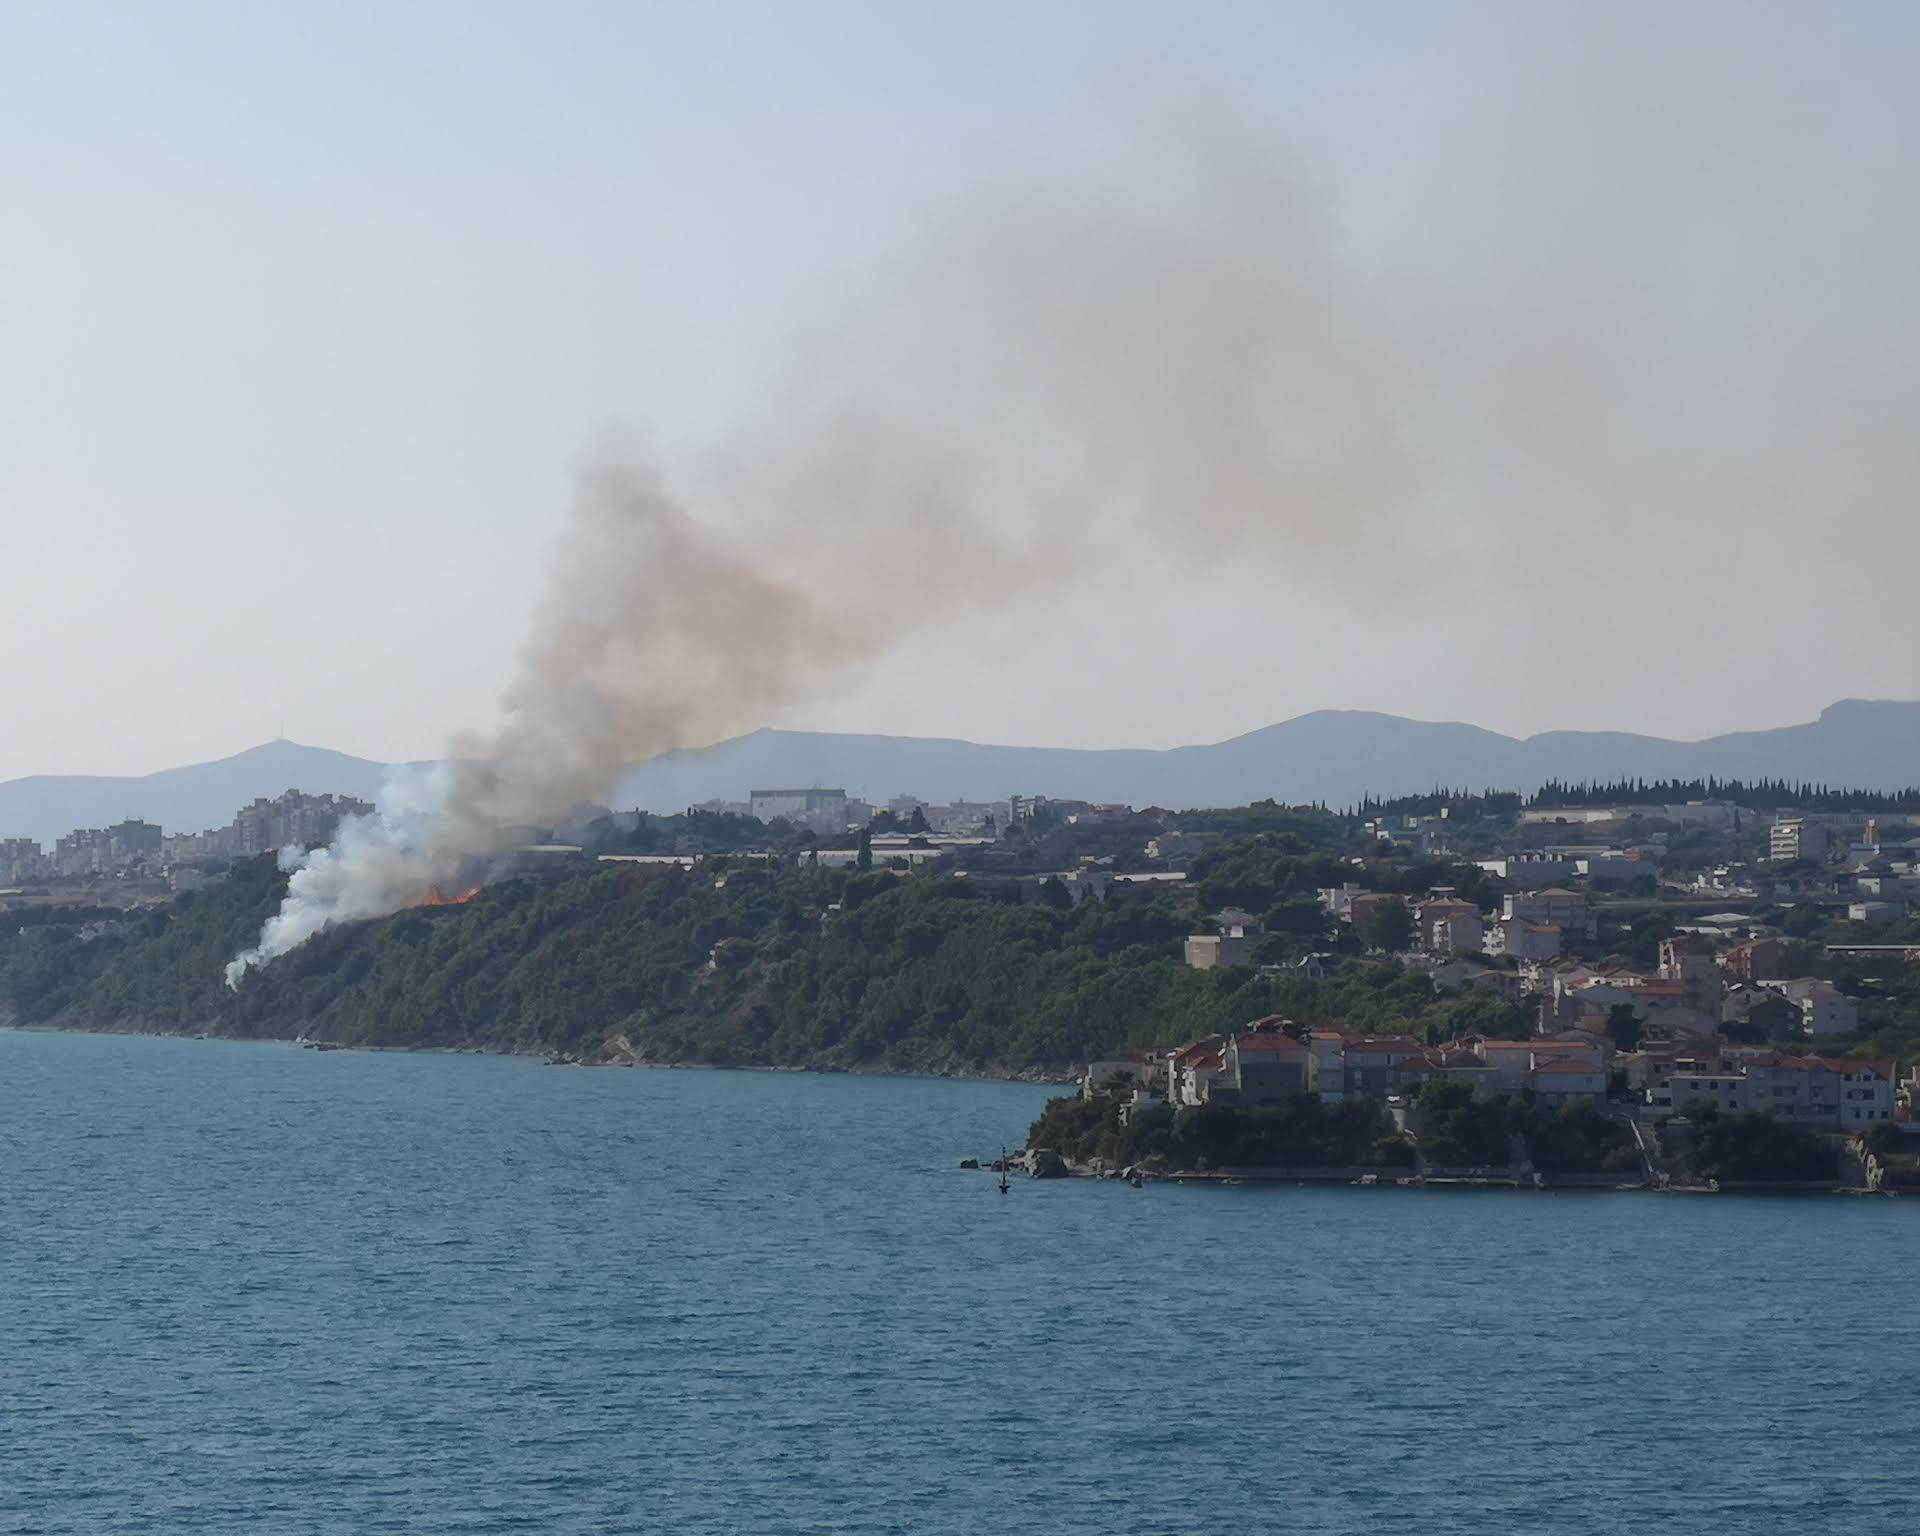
[421, 885, 482, 908]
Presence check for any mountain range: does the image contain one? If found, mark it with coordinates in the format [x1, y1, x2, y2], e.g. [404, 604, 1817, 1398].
[4, 700, 1919, 844]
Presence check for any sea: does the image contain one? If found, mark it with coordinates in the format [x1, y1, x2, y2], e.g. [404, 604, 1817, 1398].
[3, 1028, 1915, 1535]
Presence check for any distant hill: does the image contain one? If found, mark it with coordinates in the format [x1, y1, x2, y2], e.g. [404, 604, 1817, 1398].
[6, 700, 1919, 843]
[0, 741, 390, 846]
[611, 699, 1920, 812]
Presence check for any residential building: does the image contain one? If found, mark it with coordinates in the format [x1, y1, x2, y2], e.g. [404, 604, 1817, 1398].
[1345, 892, 1401, 932]
[1415, 896, 1484, 955]
[1658, 934, 1722, 1015]
[927, 800, 1008, 835]
[1647, 1053, 1893, 1126]
[1849, 901, 1904, 925]
[1528, 1058, 1608, 1109]
[1504, 887, 1591, 936]
[1742, 1055, 1893, 1128]
[1224, 1024, 1310, 1105]
[159, 790, 375, 865]
[1484, 919, 1563, 961]
[1145, 832, 1204, 865]
[1305, 1030, 1430, 1102]
[1064, 803, 1136, 826]
[1471, 1037, 1604, 1093]
[1420, 1044, 1502, 1099]
[1168, 1038, 1230, 1107]
[0, 837, 44, 883]
[1184, 932, 1254, 969]
[1476, 854, 1580, 889]
[1722, 985, 1799, 1037]
[1657, 1071, 1749, 1117]
[1722, 938, 1788, 984]
[1622, 981, 1720, 1042]
[1184, 909, 1260, 970]
[1797, 982, 1859, 1037]
[1317, 884, 1365, 921]
[1080, 1056, 1154, 1096]
[1770, 819, 1829, 863]
[749, 788, 854, 834]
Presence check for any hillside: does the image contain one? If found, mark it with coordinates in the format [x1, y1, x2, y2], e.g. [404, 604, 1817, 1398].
[0, 849, 1507, 1073]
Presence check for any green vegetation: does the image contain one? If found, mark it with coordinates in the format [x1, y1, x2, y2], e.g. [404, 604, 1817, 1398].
[1414, 1082, 1638, 1174]
[0, 852, 1563, 1072]
[1529, 777, 1920, 813]
[7, 772, 1916, 1080]
[1685, 1106, 1837, 1183]
[1414, 1081, 1519, 1166]
[1525, 1101, 1643, 1176]
[1356, 897, 1415, 953]
[1605, 1002, 1643, 1054]
[1026, 1090, 1400, 1170]
[1028, 1080, 1639, 1176]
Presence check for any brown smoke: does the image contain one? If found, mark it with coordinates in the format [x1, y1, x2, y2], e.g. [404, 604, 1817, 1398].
[229, 145, 1416, 977]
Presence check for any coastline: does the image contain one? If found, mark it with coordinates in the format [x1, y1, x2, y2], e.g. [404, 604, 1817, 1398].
[991, 1157, 1903, 1198]
[0, 1018, 1075, 1087]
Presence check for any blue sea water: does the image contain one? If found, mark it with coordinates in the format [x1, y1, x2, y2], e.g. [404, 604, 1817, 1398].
[2, 1029, 1916, 1535]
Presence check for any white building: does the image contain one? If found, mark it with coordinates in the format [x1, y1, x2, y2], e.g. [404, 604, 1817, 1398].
[1476, 854, 1580, 889]
[1849, 901, 1904, 925]
[1184, 930, 1256, 969]
[1770, 820, 1829, 863]
[1798, 982, 1860, 1037]
[1484, 919, 1563, 961]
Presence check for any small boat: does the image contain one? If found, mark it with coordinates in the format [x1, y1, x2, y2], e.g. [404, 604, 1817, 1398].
[998, 1147, 1011, 1194]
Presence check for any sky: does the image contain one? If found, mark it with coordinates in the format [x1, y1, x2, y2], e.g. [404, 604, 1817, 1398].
[4, 0, 1919, 781]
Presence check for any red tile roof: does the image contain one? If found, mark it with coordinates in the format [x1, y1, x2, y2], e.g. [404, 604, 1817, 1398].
[1235, 1033, 1307, 1055]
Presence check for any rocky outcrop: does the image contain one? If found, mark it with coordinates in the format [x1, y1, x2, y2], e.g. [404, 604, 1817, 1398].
[1024, 1147, 1067, 1179]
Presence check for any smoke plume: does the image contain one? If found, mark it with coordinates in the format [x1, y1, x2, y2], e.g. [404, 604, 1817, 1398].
[227, 153, 1413, 981]
[223, 4, 1920, 979]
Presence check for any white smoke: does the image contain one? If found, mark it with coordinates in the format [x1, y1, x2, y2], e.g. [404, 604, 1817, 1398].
[225, 764, 463, 985]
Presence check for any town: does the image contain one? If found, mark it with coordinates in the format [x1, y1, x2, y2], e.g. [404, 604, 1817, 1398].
[1016, 783, 1920, 1189]
[7, 773, 1920, 1185]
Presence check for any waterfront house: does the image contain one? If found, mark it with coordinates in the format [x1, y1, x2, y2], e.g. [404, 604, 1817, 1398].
[1305, 1029, 1430, 1102]
[1527, 1059, 1608, 1108]
[1169, 1038, 1230, 1106]
[1421, 1043, 1502, 1100]
[1470, 1038, 1604, 1093]
[1225, 1025, 1310, 1105]
[1644, 1054, 1893, 1126]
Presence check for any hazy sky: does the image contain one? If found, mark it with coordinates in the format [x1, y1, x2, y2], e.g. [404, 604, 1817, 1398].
[5, 0, 1918, 780]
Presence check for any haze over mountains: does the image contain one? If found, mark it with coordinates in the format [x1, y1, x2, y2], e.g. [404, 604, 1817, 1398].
[4, 701, 1919, 846]
[0, 741, 392, 848]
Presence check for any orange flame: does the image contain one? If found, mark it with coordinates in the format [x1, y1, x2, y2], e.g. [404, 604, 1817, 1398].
[421, 885, 482, 907]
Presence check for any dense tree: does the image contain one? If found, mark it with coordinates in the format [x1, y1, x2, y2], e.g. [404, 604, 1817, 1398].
[1357, 897, 1414, 954]
[1690, 1111, 1836, 1183]
[1606, 1003, 1643, 1054]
